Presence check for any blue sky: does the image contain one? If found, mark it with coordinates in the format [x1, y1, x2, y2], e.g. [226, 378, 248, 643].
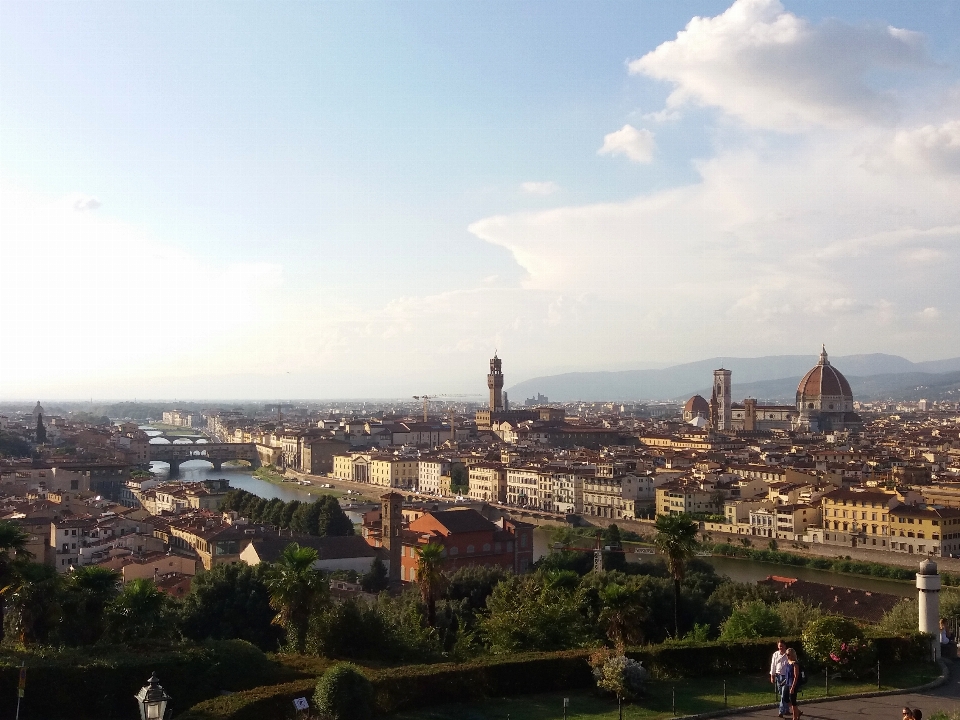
[2, 0, 960, 399]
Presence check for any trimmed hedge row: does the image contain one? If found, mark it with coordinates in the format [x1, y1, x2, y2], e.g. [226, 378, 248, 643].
[0, 640, 280, 720]
[175, 635, 933, 720]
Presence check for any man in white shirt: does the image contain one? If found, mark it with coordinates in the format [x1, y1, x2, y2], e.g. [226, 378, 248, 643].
[770, 639, 789, 717]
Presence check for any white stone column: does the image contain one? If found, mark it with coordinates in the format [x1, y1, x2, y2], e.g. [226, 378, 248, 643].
[917, 559, 941, 660]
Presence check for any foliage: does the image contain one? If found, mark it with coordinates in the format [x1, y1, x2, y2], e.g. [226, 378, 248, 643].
[590, 648, 649, 701]
[58, 565, 121, 646]
[719, 600, 784, 641]
[450, 465, 468, 494]
[219, 489, 353, 537]
[415, 543, 446, 627]
[313, 662, 374, 720]
[479, 572, 593, 654]
[653, 514, 700, 636]
[777, 599, 824, 636]
[180, 563, 282, 651]
[877, 598, 920, 635]
[802, 616, 874, 675]
[105, 578, 176, 644]
[2, 561, 63, 645]
[598, 581, 647, 648]
[0, 431, 31, 459]
[265, 543, 329, 653]
[360, 557, 389, 593]
[34, 415, 46, 443]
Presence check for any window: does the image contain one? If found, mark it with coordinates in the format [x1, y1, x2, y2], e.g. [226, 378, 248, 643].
[466, 545, 475, 554]
[483, 543, 491, 552]
[449, 546, 459, 556]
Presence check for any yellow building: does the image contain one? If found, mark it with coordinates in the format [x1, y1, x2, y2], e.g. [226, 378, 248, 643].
[888, 504, 960, 557]
[468, 463, 506, 502]
[817, 488, 893, 549]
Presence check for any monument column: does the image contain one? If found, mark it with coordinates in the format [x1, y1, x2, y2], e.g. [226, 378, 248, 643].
[917, 559, 941, 659]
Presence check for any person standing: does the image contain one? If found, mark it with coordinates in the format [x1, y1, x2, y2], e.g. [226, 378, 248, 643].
[770, 639, 789, 717]
[785, 648, 802, 720]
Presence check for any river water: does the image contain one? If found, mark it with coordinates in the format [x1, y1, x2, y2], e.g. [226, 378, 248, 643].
[531, 528, 915, 598]
[138, 427, 915, 596]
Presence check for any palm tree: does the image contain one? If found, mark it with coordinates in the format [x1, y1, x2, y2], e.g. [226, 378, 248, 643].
[105, 578, 171, 643]
[2, 561, 62, 645]
[64, 566, 121, 645]
[599, 582, 645, 651]
[265, 543, 328, 652]
[653, 514, 699, 637]
[415, 543, 446, 627]
[0, 523, 36, 644]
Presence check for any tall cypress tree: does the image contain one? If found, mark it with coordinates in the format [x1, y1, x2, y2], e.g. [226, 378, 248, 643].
[35, 415, 46, 444]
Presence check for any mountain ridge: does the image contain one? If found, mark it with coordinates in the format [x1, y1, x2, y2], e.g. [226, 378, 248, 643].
[505, 354, 960, 403]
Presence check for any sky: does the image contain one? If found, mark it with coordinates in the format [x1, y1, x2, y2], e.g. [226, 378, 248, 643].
[2, 0, 960, 400]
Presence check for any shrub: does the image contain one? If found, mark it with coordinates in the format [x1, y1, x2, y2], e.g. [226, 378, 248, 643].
[313, 663, 373, 720]
[719, 600, 784, 641]
[590, 648, 648, 701]
[802, 616, 875, 676]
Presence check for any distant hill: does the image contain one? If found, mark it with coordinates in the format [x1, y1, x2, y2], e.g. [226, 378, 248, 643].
[506, 354, 960, 403]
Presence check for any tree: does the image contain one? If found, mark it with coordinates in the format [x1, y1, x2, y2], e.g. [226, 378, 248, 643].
[265, 543, 328, 652]
[415, 543, 446, 627]
[313, 662, 373, 720]
[480, 572, 592, 653]
[0, 431, 32, 459]
[450, 465, 468, 494]
[35, 415, 46, 444]
[590, 648, 649, 719]
[653, 514, 699, 637]
[105, 578, 174, 643]
[719, 600, 784, 641]
[360, 557, 389, 593]
[2, 561, 63, 645]
[60, 565, 121, 645]
[599, 581, 646, 649]
[180, 563, 282, 651]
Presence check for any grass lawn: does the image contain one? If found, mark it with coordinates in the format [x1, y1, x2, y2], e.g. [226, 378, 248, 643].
[390, 663, 940, 720]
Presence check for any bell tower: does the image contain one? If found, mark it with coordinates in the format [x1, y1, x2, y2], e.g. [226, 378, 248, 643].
[381, 491, 403, 586]
[713, 369, 732, 431]
[487, 354, 504, 412]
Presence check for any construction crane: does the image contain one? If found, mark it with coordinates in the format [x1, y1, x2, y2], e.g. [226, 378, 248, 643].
[552, 532, 636, 573]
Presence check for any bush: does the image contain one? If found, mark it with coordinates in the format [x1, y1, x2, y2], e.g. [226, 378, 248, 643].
[719, 600, 784, 641]
[313, 663, 373, 720]
[802, 616, 875, 676]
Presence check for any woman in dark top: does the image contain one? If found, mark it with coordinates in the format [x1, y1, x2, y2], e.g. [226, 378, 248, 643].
[785, 648, 802, 720]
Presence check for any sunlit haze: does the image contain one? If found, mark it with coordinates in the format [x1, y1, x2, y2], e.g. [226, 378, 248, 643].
[3, 0, 960, 399]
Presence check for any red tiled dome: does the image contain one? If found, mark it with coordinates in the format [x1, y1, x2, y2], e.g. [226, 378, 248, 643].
[797, 348, 852, 399]
[684, 395, 710, 415]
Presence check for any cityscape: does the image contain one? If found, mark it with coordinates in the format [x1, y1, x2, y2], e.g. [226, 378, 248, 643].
[3, 1, 960, 719]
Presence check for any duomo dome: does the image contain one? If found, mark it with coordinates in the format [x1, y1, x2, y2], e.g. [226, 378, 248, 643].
[794, 347, 861, 432]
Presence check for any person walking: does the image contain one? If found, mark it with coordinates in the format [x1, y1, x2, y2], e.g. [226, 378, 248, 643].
[785, 648, 802, 720]
[770, 639, 789, 717]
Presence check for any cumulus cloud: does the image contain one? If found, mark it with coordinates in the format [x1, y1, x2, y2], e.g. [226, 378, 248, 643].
[887, 120, 960, 174]
[598, 125, 656, 162]
[521, 181, 560, 196]
[630, 0, 927, 131]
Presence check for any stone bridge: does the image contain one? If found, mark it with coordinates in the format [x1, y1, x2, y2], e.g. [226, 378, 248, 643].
[148, 443, 260, 476]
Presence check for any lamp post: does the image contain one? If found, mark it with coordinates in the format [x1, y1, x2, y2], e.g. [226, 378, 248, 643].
[135, 673, 171, 720]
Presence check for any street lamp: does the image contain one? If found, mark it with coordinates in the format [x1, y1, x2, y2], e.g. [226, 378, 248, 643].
[135, 673, 171, 720]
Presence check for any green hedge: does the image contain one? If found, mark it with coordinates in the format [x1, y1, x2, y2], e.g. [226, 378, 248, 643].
[176, 636, 934, 720]
[0, 640, 279, 720]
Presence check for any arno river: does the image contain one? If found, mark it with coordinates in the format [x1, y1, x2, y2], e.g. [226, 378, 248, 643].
[144, 428, 914, 598]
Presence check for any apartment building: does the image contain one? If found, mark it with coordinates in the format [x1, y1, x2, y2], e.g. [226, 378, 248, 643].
[468, 463, 506, 502]
[888, 504, 960, 557]
[332, 453, 418, 488]
[418, 458, 453, 496]
[506, 466, 543, 508]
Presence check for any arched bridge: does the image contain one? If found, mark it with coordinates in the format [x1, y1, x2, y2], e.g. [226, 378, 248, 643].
[148, 443, 260, 476]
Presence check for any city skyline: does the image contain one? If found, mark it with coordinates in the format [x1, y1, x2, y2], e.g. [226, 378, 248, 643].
[3, 0, 960, 399]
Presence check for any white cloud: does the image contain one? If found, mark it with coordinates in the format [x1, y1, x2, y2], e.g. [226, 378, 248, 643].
[887, 120, 960, 174]
[71, 194, 101, 211]
[470, 131, 960, 361]
[520, 181, 560, 196]
[598, 125, 656, 163]
[630, 0, 927, 131]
